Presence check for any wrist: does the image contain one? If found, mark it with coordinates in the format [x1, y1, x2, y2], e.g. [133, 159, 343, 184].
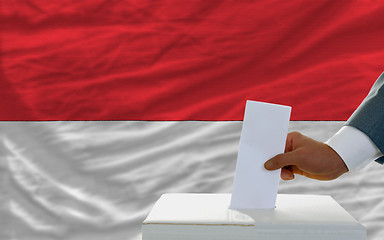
[326, 126, 382, 172]
[324, 143, 348, 178]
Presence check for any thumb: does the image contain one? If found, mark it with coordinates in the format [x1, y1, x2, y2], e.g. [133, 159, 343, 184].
[264, 151, 300, 170]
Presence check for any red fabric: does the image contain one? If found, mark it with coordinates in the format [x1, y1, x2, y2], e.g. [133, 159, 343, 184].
[1, 1, 383, 120]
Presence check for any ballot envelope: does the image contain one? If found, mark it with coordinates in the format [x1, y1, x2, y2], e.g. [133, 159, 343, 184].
[142, 193, 366, 240]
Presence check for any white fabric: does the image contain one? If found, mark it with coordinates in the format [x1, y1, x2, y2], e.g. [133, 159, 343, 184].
[326, 126, 384, 172]
[1, 121, 384, 240]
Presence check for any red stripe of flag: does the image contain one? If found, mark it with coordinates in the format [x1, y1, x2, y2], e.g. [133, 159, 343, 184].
[1, 1, 383, 120]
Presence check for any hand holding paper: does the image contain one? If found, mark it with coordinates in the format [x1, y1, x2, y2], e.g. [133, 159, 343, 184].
[265, 131, 348, 180]
[230, 100, 291, 209]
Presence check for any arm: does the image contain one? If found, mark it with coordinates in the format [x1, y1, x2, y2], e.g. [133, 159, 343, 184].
[265, 72, 384, 180]
[345, 72, 384, 164]
[326, 125, 383, 171]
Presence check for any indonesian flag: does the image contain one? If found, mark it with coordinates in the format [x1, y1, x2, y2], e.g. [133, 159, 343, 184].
[1, 1, 384, 240]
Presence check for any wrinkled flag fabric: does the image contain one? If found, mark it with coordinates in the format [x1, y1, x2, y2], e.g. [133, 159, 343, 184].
[1, 1, 384, 240]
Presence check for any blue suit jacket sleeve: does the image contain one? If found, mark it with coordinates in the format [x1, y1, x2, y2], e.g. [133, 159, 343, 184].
[346, 72, 384, 164]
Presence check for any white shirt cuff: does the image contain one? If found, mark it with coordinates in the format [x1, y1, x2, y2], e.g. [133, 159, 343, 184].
[325, 126, 383, 172]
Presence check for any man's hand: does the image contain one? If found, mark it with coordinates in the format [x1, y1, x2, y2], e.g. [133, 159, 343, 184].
[264, 131, 348, 181]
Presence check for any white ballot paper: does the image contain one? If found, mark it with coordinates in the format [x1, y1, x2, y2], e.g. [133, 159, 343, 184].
[230, 100, 291, 209]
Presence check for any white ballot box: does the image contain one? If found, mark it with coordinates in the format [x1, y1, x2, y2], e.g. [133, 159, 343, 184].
[142, 193, 366, 240]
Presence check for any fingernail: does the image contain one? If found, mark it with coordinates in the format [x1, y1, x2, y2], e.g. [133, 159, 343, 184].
[264, 161, 273, 170]
[281, 171, 294, 181]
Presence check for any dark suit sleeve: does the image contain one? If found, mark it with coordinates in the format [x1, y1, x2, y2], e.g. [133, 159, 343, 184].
[346, 72, 384, 164]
